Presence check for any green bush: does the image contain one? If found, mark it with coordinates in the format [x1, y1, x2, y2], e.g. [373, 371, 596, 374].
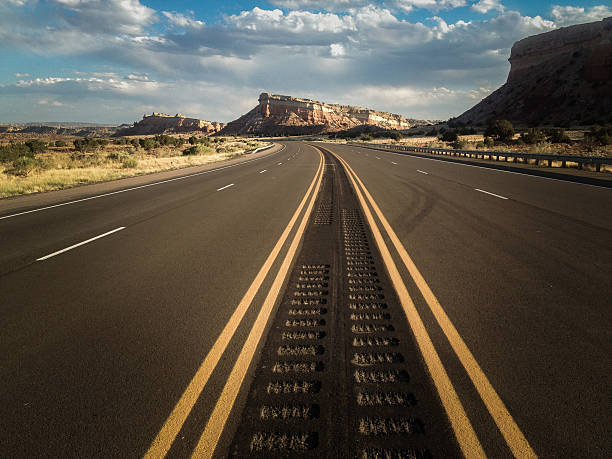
[182, 144, 215, 155]
[546, 128, 570, 144]
[485, 120, 514, 142]
[73, 138, 107, 152]
[139, 137, 158, 151]
[122, 157, 138, 168]
[360, 133, 373, 141]
[0, 142, 34, 163]
[25, 140, 47, 154]
[520, 128, 546, 144]
[586, 125, 612, 145]
[452, 140, 468, 149]
[484, 136, 495, 147]
[439, 130, 458, 142]
[10, 156, 40, 176]
[55, 140, 68, 147]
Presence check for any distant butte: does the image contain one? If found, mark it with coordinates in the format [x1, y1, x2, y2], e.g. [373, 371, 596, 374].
[218, 93, 430, 136]
[455, 17, 612, 127]
[115, 113, 225, 136]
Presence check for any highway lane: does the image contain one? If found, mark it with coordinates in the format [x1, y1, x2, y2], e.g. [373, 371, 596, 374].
[0, 142, 320, 457]
[323, 142, 612, 457]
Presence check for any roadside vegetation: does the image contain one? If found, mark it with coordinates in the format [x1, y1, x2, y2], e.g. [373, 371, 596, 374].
[0, 134, 267, 198]
[342, 121, 612, 161]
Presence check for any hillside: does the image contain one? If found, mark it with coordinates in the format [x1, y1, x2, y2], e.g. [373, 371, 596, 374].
[218, 93, 430, 136]
[455, 17, 612, 127]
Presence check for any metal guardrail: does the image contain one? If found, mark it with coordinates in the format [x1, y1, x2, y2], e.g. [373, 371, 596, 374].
[251, 143, 275, 154]
[351, 142, 612, 173]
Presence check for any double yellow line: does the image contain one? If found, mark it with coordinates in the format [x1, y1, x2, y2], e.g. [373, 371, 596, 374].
[144, 148, 324, 459]
[328, 148, 536, 458]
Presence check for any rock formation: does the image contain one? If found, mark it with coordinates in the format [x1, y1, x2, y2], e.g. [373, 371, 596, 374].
[219, 93, 427, 136]
[455, 17, 612, 126]
[115, 113, 225, 136]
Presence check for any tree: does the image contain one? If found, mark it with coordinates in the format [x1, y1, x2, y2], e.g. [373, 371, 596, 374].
[546, 128, 570, 144]
[485, 120, 514, 142]
[439, 130, 458, 142]
[520, 128, 546, 144]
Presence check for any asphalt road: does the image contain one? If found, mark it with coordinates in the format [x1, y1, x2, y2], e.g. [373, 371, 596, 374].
[0, 142, 321, 457]
[1, 140, 610, 458]
[321, 142, 612, 458]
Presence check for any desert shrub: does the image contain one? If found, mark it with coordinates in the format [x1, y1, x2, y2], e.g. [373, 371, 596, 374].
[520, 128, 546, 144]
[9, 156, 40, 176]
[74, 138, 107, 152]
[546, 128, 571, 144]
[586, 125, 612, 145]
[0, 142, 35, 163]
[485, 120, 514, 142]
[360, 133, 373, 141]
[54, 140, 68, 147]
[154, 134, 184, 147]
[484, 136, 495, 147]
[122, 157, 138, 168]
[439, 130, 458, 142]
[182, 144, 214, 155]
[25, 140, 47, 154]
[138, 137, 158, 151]
[452, 140, 468, 149]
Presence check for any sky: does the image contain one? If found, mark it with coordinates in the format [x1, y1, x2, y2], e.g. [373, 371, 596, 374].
[0, 1, 610, 124]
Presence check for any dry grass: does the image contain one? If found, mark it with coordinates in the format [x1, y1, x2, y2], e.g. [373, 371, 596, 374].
[0, 137, 268, 198]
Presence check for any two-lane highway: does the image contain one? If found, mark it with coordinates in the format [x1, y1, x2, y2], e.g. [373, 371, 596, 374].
[322, 142, 612, 457]
[0, 143, 321, 457]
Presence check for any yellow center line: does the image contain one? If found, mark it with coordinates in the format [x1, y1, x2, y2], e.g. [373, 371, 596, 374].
[333, 147, 537, 458]
[189, 149, 325, 459]
[143, 148, 323, 459]
[325, 147, 486, 458]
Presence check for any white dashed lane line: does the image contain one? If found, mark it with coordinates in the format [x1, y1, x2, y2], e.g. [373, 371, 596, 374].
[37, 227, 126, 261]
[417, 170, 429, 175]
[475, 188, 508, 200]
[259, 170, 267, 174]
[216, 184, 235, 192]
[391, 161, 398, 165]
[278, 162, 283, 165]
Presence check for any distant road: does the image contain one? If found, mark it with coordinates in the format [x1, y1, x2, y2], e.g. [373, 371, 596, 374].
[1, 140, 610, 457]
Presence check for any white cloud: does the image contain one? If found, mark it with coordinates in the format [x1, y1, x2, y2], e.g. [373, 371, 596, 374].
[37, 99, 65, 107]
[0, 1, 578, 123]
[392, 0, 467, 13]
[50, 0, 156, 35]
[330, 43, 346, 56]
[15, 73, 30, 77]
[162, 11, 204, 29]
[268, 0, 366, 10]
[550, 5, 612, 27]
[471, 0, 504, 14]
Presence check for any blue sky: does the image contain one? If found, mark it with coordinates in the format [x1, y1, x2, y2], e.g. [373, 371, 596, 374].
[0, 0, 610, 124]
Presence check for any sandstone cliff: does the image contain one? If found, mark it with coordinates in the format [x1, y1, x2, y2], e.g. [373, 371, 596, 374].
[115, 113, 225, 136]
[219, 93, 427, 136]
[455, 17, 612, 126]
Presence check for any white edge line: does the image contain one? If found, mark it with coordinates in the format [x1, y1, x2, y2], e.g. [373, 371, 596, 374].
[37, 227, 126, 261]
[1, 145, 286, 221]
[475, 188, 509, 200]
[417, 170, 429, 175]
[216, 183, 235, 192]
[350, 145, 609, 189]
